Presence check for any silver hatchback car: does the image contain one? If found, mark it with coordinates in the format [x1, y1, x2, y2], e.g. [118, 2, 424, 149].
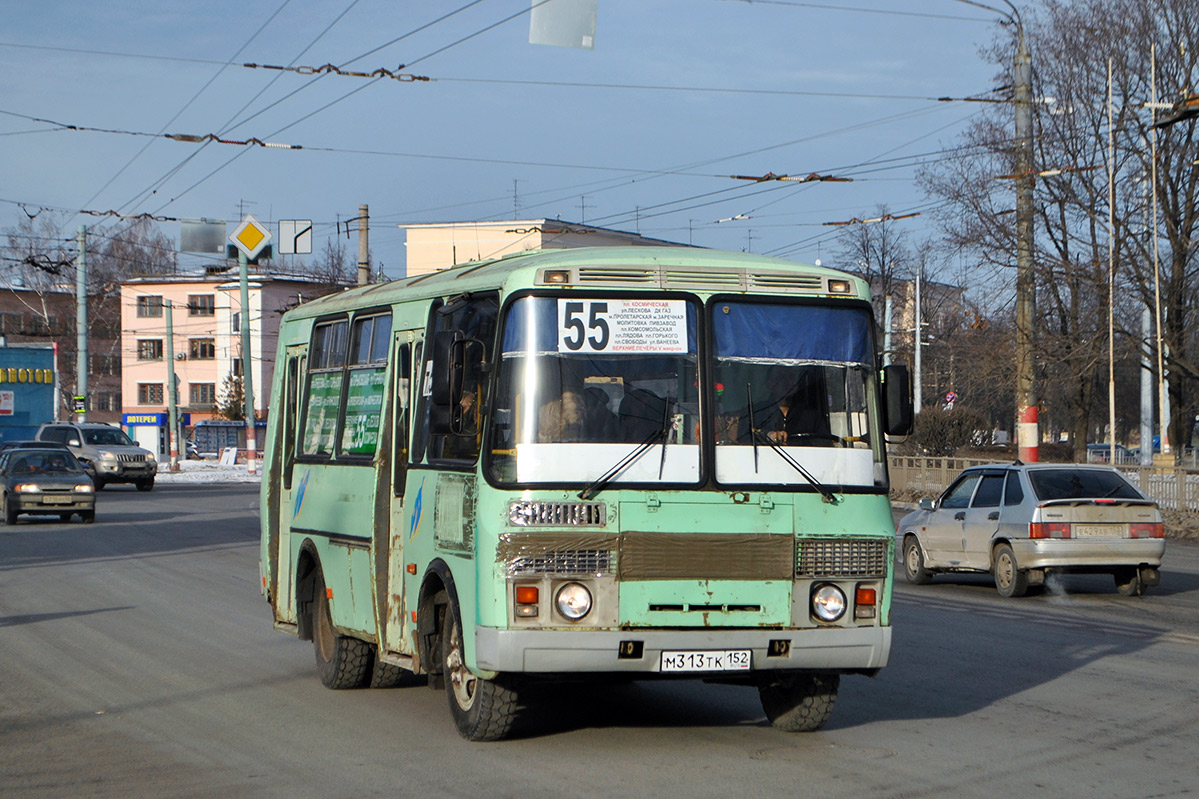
[898, 463, 1165, 597]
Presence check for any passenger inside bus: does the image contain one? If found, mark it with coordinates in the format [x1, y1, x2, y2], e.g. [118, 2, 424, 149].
[736, 366, 835, 446]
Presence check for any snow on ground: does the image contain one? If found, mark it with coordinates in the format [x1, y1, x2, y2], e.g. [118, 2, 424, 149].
[153, 457, 262, 484]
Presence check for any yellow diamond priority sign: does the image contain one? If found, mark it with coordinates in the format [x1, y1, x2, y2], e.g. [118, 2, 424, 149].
[229, 215, 272, 260]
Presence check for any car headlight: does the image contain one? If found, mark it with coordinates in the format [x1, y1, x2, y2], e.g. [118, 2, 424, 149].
[98, 450, 117, 461]
[555, 582, 593, 620]
[811, 584, 847, 622]
[15, 484, 42, 493]
[74, 484, 94, 493]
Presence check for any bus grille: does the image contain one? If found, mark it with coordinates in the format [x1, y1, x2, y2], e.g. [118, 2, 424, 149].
[508, 501, 606, 527]
[796, 538, 888, 578]
[507, 549, 615, 577]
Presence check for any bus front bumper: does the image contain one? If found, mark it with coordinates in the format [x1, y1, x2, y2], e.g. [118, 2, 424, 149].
[474, 625, 890, 674]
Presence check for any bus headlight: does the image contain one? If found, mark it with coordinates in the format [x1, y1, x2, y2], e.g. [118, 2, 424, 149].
[555, 583, 592, 620]
[811, 584, 847, 622]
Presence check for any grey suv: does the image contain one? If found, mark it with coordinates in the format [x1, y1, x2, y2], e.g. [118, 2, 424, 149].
[36, 422, 157, 491]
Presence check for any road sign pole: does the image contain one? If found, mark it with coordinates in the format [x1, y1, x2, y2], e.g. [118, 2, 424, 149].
[239, 249, 256, 476]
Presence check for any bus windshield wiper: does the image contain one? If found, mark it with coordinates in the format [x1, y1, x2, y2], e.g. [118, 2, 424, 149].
[751, 429, 840, 503]
[744, 382, 837, 503]
[579, 398, 674, 501]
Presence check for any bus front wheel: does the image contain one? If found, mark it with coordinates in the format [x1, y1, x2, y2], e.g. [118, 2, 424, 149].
[312, 570, 373, 689]
[441, 594, 520, 741]
[757, 671, 839, 732]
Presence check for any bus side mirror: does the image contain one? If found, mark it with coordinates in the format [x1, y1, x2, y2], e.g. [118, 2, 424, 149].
[430, 331, 462, 407]
[429, 331, 484, 436]
[881, 364, 913, 436]
[429, 331, 463, 435]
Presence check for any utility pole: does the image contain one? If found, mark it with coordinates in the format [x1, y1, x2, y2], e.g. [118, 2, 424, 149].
[1012, 15, 1037, 462]
[165, 300, 179, 472]
[883, 295, 893, 368]
[75, 225, 88, 423]
[239, 250, 257, 475]
[357, 203, 370, 286]
[913, 262, 923, 412]
[955, 0, 1037, 459]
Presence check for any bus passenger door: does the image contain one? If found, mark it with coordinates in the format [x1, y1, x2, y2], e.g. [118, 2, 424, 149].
[381, 332, 421, 658]
[270, 345, 306, 622]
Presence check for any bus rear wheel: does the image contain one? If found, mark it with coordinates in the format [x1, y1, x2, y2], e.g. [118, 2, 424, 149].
[441, 595, 520, 741]
[312, 570, 372, 689]
[758, 671, 839, 732]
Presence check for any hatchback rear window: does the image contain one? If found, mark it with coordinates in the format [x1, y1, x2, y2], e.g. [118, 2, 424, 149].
[1027, 469, 1141, 501]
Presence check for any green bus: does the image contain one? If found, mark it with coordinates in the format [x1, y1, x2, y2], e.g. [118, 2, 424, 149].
[260, 246, 912, 740]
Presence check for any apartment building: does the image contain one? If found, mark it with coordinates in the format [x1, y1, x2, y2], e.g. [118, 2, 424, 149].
[120, 270, 344, 425]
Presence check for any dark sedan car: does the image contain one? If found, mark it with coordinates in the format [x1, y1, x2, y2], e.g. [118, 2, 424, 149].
[0, 447, 96, 524]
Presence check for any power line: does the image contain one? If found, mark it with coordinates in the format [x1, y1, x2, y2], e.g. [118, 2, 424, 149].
[77, 0, 296, 218]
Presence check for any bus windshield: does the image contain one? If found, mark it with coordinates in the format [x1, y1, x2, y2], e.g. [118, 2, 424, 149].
[487, 296, 700, 486]
[711, 301, 886, 488]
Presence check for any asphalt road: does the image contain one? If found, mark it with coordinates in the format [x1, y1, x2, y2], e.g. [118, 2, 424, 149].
[2, 484, 1197, 798]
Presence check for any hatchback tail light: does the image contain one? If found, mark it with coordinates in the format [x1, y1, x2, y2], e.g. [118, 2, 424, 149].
[1030, 521, 1071, 538]
[1129, 522, 1164, 539]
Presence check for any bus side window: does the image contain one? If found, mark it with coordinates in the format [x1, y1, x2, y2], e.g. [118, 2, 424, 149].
[394, 342, 412, 496]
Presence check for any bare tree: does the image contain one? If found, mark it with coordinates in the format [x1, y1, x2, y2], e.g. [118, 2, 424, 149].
[921, 0, 1199, 459]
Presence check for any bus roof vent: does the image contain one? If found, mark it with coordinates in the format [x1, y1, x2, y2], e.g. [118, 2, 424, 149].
[575, 267, 657, 285]
[747, 272, 825, 292]
[662, 268, 745, 290]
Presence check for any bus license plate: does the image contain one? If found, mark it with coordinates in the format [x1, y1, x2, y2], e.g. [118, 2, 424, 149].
[660, 650, 751, 673]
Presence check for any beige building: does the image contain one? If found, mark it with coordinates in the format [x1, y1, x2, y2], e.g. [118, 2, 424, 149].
[402, 219, 678, 276]
[120, 270, 343, 425]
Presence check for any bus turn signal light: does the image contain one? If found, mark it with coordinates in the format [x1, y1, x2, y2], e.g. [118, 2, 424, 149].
[854, 585, 877, 620]
[515, 585, 539, 618]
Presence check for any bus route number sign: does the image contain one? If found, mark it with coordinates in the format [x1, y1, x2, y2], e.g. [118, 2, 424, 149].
[558, 299, 687, 354]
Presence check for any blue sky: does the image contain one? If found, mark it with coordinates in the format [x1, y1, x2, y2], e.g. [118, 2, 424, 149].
[1, 0, 1007, 276]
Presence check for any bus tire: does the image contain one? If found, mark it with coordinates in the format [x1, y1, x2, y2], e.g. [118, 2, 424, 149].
[369, 657, 414, 689]
[442, 595, 520, 741]
[312, 570, 373, 690]
[758, 671, 839, 732]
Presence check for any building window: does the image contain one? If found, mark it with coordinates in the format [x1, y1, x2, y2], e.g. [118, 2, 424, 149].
[188, 294, 215, 316]
[189, 338, 215, 359]
[91, 391, 117, 412]
[138, 383, 164, 405]
[190, 383, 216, 405]
[231, 311, 241, 334]
[89, 354, 120, 376]
[137, 295, 164, 318]
[137, 339, 164, 361]
[232, 357, 243, 376]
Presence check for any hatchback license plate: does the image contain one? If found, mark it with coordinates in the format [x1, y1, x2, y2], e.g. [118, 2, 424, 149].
[42, 495, 72, 505]
[1074, 524, 1122, 538]
[660, 650, 751, 672]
